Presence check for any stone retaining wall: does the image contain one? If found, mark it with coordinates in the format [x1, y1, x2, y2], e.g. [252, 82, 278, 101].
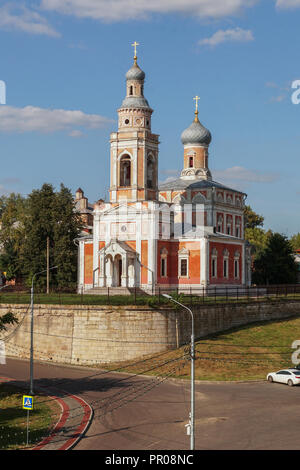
[1, 300, 300, 365]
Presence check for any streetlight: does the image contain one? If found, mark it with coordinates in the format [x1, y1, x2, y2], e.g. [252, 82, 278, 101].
[29, 266, 57, 395]
[162, 293, 195, 450]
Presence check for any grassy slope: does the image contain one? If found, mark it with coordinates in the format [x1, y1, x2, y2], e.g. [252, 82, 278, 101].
[103, 316, 300, 382]
[0, 384, 61, 450]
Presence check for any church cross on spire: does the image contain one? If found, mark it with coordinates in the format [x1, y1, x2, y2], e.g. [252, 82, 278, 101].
[193, 95, 200, 122]
[132, 41, 139, 62]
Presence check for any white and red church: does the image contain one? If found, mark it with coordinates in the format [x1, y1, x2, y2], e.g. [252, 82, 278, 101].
[77, 49, 252, 294]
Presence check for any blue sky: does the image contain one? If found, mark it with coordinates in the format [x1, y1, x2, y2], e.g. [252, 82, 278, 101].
[0, 0, 300, 236]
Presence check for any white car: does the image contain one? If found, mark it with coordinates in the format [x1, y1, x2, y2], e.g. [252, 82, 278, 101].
[267, 369, 300, 386]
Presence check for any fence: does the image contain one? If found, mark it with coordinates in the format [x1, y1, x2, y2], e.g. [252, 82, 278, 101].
[0, 284, 300, 307]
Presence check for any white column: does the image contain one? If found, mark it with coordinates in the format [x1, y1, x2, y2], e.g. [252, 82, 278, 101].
[121, 254, 128, 287]
[106, 257, 113, 287]
[99, 252, 106, 287]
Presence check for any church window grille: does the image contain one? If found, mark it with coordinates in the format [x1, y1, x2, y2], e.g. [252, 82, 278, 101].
[180, 258, 188, 277]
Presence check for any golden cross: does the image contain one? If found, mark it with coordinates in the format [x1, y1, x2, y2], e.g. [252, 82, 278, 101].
[193, 95, 200, 112]
[132, 41, 139, 58]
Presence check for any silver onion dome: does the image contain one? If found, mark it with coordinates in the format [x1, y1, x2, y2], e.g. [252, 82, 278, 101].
[126, 62, 145, 81]
[181, 117, 212, 146]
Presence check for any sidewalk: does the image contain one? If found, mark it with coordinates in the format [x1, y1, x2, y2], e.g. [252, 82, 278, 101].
[0, 376, 93, 450]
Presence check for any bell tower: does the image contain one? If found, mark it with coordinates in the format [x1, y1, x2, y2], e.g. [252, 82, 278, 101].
[109, 43, 159, 203]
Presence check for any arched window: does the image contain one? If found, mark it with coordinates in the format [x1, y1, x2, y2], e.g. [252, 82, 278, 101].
[147, 155, 155, 189]
[120, 155, 131, 187]
[160, 248, 168, 278]
[211, 248, 218, 279]
[129, 86, 133, 96]
[234, 251, 240, 279]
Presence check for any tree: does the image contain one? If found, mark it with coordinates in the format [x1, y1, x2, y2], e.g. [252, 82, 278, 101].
[244, 205, 269, 256]
[0, 312, 18, 332]
[245, 227, 272, 256]
[0, 193, 27, 281]
[290, 233, 300, 251]
[22, 183, 83, 290]
[252, 233, 298, 285]
[52, 184, 83, 289]
[244, 205, 264, 230]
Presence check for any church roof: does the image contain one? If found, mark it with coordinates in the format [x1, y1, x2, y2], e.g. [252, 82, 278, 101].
[159, 178, 246, 195]
[120, 95, 151, 109]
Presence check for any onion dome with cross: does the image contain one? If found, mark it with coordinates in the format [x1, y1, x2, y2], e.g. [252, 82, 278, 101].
[181, 96, 212, 146]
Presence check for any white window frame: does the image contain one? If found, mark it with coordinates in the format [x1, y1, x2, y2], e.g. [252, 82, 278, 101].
[178, 248, 190, 278]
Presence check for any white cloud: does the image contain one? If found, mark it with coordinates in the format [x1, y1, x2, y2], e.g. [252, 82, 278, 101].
[0, 3, 60, 37]
[265, 81, 291, 103]
[198, 27, 254, 47]
[40, 0, 258, 22]
[68, 129, 85, 137]
[0, 105, 113, 134]
[213, 166, 279, 186]
[276, 0, 300, 9]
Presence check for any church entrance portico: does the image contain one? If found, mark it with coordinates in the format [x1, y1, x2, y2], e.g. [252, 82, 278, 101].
[99, 241, 137, 288]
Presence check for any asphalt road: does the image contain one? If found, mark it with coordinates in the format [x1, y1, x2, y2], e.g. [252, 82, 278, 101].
[1, 357, 300, 450]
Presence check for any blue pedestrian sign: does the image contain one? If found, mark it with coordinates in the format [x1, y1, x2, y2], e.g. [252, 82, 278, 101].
[23, 395, 33, 410]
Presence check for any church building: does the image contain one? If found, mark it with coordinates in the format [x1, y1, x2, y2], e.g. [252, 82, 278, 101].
[77, 46, 252, 294]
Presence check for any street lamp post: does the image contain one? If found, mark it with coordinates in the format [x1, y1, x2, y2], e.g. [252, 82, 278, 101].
[162, 293, 195, 450]
[30, 266, 57, 395]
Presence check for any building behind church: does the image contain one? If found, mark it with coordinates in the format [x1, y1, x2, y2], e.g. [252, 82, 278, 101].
[77, 49, 252, 294]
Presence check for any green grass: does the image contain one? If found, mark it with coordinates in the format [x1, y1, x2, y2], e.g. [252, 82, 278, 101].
[0, 384, 60, 450]
[102, 316, 300, 382]
[0, 291, 299, 307]
[0, 292, 153, 306]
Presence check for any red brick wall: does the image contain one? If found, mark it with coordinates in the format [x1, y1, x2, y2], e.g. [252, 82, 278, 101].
[209, 241, 242, 284]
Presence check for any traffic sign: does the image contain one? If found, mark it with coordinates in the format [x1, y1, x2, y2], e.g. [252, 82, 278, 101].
[23, 395, 33, 410]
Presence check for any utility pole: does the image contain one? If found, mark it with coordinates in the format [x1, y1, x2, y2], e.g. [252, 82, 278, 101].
[30, 266, 57, 395]
[46, 237, 50, 294]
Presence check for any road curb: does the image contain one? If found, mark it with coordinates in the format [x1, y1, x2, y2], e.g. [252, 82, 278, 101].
[0, 376, 93, 451]
[55, 394, 93, 451]
[32, 388, 93, 451]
